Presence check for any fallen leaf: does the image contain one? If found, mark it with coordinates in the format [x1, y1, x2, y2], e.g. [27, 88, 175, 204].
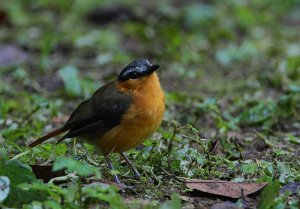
[30, 165, 65, 183]
[185, 179, 267, 199]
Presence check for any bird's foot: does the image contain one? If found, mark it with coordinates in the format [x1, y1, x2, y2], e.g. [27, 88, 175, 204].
[120, 152, 141, 180]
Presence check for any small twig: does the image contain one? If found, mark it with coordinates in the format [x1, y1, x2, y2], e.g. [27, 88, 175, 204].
[181, 134, 204, 143]
[86, 156, 100, 167]
[49, 173, 78, 184]
[150, 168, 162, 188]
[42, 151, 54, 165]
[10, 150, 30, 160]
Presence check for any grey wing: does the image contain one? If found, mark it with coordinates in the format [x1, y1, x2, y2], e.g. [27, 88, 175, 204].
[61, 99, 96, 131]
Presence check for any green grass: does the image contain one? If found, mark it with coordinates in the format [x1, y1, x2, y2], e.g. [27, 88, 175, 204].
[1, 0, 300, 208]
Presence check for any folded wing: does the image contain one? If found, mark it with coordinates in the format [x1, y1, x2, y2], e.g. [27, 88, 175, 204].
[60, 82, 132, 141]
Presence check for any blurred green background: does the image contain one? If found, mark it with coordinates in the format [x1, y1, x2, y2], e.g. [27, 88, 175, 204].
[0, 0, 300, 208]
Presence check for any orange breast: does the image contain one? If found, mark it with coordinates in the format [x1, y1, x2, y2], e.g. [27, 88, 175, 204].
[96, 72, 165, 155]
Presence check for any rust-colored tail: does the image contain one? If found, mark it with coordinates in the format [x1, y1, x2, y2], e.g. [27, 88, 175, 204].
[28, 128, 65, 148]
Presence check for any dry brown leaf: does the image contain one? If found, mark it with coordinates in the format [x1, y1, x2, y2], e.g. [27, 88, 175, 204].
[185, 179, 267, 199]
[30, 164, 65, 183]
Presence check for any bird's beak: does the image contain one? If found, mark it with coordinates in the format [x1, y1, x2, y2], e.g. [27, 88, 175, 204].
[149, 64, 160, 72]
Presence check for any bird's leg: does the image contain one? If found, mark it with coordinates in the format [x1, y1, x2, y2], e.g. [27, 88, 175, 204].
[120, 152, 141, 180]
[105, 156, 121, 185]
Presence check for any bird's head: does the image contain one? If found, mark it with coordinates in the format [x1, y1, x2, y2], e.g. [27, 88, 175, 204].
[117, 59, 161, 93]
[116, 59, 162, 95]
[118, 59, 159, 82]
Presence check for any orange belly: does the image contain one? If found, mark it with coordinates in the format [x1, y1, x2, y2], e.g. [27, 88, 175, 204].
[96, 100, 164, 155]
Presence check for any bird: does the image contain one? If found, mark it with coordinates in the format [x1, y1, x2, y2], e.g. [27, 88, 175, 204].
[28, 59, 165, 185]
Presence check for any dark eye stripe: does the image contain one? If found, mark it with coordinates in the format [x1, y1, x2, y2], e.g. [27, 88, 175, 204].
[122, 67, 137, 76]
[120, 66, 147, 80]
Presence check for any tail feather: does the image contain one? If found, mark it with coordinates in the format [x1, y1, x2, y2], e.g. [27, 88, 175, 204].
[28, 128, 65, 148]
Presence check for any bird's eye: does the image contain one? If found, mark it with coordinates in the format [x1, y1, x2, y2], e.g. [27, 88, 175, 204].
[130, 72, 138, 79]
